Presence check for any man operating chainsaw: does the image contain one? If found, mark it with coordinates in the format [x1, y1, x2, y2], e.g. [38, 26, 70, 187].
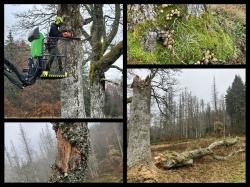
[46, 16, 71, 72]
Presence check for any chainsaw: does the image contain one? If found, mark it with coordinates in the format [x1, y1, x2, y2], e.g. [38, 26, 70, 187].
[59, 25, 82, 40]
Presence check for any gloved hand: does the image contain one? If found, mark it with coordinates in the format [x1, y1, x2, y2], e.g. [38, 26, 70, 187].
[63, 32, 72, 38]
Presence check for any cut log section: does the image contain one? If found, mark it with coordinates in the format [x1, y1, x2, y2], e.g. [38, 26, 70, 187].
[154, 137, 245, 169]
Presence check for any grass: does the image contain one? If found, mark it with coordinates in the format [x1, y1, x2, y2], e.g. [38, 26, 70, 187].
[127, 31, 157, 64]
[127, 4, 246, 64]
[128, 136, 245, 183]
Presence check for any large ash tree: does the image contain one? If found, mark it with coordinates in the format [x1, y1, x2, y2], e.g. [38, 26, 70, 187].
[13, 4, 123, 118]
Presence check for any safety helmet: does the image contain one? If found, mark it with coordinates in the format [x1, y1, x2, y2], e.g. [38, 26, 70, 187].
[54, 16, 64, 25]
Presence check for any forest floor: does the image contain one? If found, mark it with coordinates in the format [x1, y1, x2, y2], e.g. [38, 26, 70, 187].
[128, 4, 246, 64]
[128, 136, 245, 183]
[87, 173, 122, 183]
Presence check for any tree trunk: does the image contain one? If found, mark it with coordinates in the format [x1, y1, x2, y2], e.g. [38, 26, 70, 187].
[187, 4, 206, 17]
[89, 5, 105, 118]
[90, 80, 105, 118]
[88, 5, 122, 118]
[129, 4, 156, 29]
[127, 75, 152, 167]
[154, 137, 242, 169]
[49, 122, 89, 183]
[58, 5, 86, 118]
[129, 4, 157, 52]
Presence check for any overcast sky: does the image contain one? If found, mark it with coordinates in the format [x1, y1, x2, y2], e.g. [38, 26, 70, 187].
[4, 4, 123, 80]
[4, 122, 54, 160]
[127, 69, 246, 114]
[4, 122, 106, 162]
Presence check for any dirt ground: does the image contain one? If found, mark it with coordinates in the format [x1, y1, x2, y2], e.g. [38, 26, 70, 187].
[128, 136, 245, 183]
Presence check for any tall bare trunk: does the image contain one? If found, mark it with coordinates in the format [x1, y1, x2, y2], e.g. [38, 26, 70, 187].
[58, 5, 85, 118]
[127, 76, 151, 167]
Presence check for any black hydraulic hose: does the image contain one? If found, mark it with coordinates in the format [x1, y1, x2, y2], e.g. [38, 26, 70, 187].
[4, 58, 27, 85]
[4, 71, 24, 89]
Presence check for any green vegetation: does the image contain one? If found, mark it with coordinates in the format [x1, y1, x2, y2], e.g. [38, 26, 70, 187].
[127, 5, 246, 64]
[127, 32, 157, 64]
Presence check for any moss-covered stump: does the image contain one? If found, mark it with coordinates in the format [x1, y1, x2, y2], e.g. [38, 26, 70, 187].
[49, 123, 90, 183]
[154, 137, 243, 169]
[127, 4, 246, 64]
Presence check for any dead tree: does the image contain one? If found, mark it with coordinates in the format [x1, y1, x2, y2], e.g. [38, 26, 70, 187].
[127, 74, 153, 167]
[154, 137, 244, 169]
[127, 69, 180, 167]
[19, 125, 39, 182]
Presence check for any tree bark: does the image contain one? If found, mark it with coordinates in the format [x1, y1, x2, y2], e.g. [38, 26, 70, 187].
[58, 4, 86, 118]
[154, 137, 243, 169]
[90, 81, 105, 118]
[129, 4, 156, 29]
[49, 122, 89, 183]
[129, 4, 157, 52]
[127, 75, 152, 167]
[187, 4, 206, 17]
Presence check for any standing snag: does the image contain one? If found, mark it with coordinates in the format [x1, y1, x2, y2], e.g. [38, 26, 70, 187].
[127, 75, 152, 167]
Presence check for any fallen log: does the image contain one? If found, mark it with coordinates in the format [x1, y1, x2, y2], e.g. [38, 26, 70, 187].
[154, 137, 244, 169]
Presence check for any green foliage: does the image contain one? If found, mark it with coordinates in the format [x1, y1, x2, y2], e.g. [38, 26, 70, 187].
[157, 13, 238, 64]
[225, 75, 245, 134]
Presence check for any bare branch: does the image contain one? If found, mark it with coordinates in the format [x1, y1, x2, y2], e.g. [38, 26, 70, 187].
[100, 78, 120, 86]
[102, 4, 121, 54]
[97, 41, 123, 72]
[110, 65, 123, 73]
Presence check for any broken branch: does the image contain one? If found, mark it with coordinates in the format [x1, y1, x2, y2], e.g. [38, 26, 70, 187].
[154, 137, 244, 169]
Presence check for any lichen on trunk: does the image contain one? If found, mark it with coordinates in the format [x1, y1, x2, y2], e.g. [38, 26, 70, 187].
[90, 81, 105, 118]
[49, 122, 89, 183]
[129, 4, 157, 52]
[187, 4, 206, 17]
[127, 76, 152, 167]
[57, 4, 85, 118]
[129, 4, 156, 29]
